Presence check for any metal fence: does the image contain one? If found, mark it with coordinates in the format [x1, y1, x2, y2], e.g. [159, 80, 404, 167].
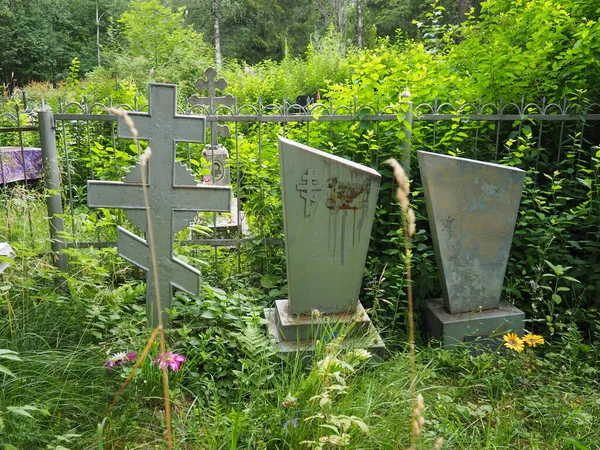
[1, 87, 599, 275]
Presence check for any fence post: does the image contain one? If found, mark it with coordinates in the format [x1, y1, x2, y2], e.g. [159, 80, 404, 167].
[39, 109, 68, 272]
[400, 88, 413, 177]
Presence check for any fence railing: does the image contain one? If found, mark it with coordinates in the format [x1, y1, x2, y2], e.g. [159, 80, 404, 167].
[1, 88, 599, 275]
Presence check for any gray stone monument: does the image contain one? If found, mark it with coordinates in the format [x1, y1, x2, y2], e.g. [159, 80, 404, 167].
[418, 150, 526, 348]
[193, 144, 248, 238]
[265, 137, 385, 353]
[88, 83, 231, 327]
[202, 144, 230, 186]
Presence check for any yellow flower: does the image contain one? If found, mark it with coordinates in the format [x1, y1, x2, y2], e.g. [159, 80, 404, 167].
[503, 333, 524, 352]
[523, 333, 545, 347]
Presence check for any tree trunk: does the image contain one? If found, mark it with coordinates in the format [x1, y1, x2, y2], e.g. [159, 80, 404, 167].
[356, 0, 362, 48]
[212, 0, 222, 67]
[96, 2, 101, 67]
[459, 0, 469, 23]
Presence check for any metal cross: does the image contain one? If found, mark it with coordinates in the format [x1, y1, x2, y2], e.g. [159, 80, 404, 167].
[189, 67, 235, 146]
[88, 83, 231, 327]
[296, 169, 322, 216]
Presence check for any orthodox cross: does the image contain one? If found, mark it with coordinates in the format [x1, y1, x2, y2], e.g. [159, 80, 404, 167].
[189, 67, 235, 147]
[88, 83, 231, 327]
[296, 169, 322, 216]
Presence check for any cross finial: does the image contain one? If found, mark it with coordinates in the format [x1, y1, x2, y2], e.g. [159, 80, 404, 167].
[190, 67, 235, 144]
[191, 67, 236, 116]
[194, 67, 226, 100]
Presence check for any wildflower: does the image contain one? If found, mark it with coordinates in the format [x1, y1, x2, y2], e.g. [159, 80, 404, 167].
[104, 351, 136, 371]
[523, 333, 545, 347]
[281, 394, 297, 407]
[153, 351, 186, 371]
[503, 333, 524, 353]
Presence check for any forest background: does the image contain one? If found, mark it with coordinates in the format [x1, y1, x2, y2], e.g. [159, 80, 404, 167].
[0, 0, 596, 105]
[1, 0, 472, 88]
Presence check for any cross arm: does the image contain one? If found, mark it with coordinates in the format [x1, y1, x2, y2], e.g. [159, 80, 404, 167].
[118, 226, 200, 297]
[170, 259, 201, 297]
[189, 94, 236, 109]
[117, 227, 151, 270]
[88, 181, 147, 209]
[171, 185, 232, 212]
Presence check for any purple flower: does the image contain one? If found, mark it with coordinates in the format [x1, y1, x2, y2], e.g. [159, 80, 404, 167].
[104, 351, 137, 371]
[152, 352, 186, 371]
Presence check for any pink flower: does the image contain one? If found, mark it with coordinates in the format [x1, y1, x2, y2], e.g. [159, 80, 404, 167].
[104, 351, 136, 371]
[203, 175, 212, 184]
[153, 352, 186, 371]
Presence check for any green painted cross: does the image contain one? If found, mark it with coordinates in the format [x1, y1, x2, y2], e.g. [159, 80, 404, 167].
[88, 83, 231, 327]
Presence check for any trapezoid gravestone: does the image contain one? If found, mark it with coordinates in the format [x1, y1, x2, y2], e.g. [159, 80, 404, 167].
[418, 150, 526, 347]
[265, 137, 385, 354]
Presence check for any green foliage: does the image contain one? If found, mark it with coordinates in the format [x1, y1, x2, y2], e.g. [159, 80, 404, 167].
[79, 66, 140, 106]
[224, 28, 352, 104]
[497, 128, 600, 338]
[0, 349, 21, 379]
[450, 0, 600, 101]
[103, 0, 213, 99]
[169, 283, 270, 398]
[292, 340, 372, 449]
[66, 58, 81, 89]
[1, 194, 600, 447]
[219, 0, 321, 64]
[328, 0, 600, 105]
[0, 0, 129, 85]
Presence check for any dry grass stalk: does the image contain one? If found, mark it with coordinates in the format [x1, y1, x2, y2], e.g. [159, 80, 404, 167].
[386, 158, 444, 449]
[104, 108, 173, 449]
[386, 158, 419, 447]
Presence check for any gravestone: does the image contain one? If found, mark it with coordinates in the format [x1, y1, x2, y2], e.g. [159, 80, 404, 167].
[418, 150, 526, 348]
[265, 137, 385, 353]
[197, 143, 248, 238]
[202, 144, 230, 186]
[88, 83, 231, 327]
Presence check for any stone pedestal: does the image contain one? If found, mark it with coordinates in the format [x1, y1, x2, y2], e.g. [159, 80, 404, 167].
[265, 299, 385, 355]
[423, 298, 525, 348]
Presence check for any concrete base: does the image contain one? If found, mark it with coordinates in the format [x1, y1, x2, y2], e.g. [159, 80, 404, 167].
[264, 299, 386, 357]
[191, 197, 249, 239]
[423, 298, 525, 349]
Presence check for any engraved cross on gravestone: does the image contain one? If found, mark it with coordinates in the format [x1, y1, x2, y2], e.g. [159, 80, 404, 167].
[88, 83, 231, 327]
[296, 169, 322, 216]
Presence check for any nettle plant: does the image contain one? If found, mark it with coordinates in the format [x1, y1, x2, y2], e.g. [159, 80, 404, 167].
[501, 127, 599, 337]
